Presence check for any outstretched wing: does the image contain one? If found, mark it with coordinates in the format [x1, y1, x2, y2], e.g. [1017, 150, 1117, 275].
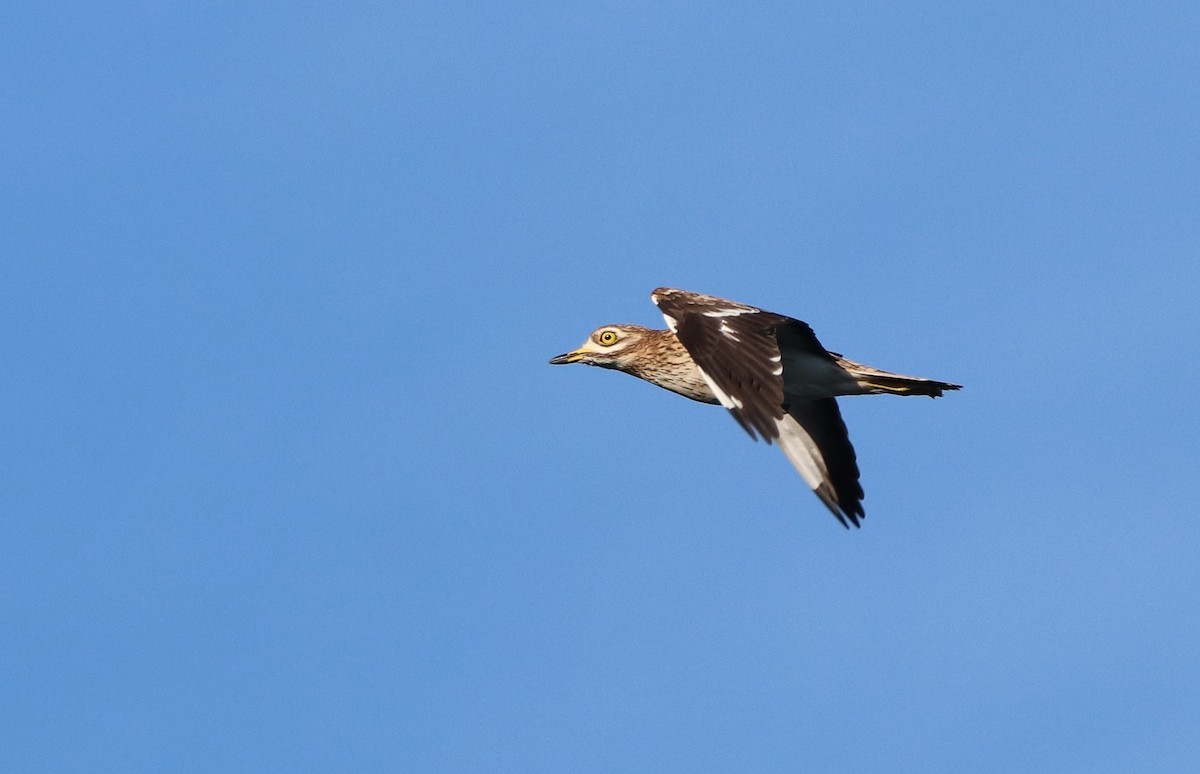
[784, 399, 864, 527]
[651, 287, 864, 526]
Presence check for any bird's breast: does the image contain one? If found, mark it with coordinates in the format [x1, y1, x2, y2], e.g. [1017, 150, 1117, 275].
[627, 357, 720, 404]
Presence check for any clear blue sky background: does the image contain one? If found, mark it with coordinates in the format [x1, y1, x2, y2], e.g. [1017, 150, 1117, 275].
[4, 3, 1198, 772]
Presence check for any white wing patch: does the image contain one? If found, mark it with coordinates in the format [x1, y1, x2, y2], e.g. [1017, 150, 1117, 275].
[718, 320, 741, 342]
[774, 413, 832, 500]
[702, 307, 754, 318]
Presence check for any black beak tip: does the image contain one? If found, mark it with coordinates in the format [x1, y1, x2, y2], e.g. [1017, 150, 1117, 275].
[548, 353, 571, 365]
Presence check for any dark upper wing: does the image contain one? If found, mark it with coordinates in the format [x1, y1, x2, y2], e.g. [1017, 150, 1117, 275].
[652, 287, 785, 441]
[650, 287, 835, 440]
[652, 287, 863, 527]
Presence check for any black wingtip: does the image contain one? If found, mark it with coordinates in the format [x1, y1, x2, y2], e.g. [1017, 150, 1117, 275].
[817, 488, 864, 529]
[836, 507, 865, 529]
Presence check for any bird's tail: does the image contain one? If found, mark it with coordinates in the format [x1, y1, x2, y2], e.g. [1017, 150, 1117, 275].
[835, 356, 962, 398]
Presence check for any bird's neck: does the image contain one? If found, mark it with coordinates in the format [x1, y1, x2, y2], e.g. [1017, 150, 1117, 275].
[625, 330, 720, 405]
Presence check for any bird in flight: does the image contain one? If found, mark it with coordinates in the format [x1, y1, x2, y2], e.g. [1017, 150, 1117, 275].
[549, 287, 960, 527]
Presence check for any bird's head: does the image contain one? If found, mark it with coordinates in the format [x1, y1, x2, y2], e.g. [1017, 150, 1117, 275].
[548, 324, 652, 370]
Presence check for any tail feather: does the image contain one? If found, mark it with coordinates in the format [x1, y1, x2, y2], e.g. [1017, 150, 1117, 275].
[836, 356, 962, 398]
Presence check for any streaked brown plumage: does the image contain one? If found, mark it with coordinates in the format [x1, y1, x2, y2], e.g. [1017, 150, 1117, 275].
[555, 325, 719, 404]
[549, 288, 960, 527]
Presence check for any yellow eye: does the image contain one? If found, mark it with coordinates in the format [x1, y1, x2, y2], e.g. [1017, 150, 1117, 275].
[597, 329, 619, 346]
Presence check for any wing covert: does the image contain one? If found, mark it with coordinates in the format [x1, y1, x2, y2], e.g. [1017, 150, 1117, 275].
[652, 287, 864, 526]
[652, 287, 788, 442]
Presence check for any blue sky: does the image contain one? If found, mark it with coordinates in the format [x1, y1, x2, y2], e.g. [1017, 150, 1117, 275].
[3, 2, 1199, 771]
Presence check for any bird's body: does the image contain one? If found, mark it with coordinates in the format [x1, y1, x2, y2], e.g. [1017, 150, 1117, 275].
[549, 288, 960, 527]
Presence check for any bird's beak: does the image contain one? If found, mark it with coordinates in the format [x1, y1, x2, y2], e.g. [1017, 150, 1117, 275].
[549, 349, 585, 365]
